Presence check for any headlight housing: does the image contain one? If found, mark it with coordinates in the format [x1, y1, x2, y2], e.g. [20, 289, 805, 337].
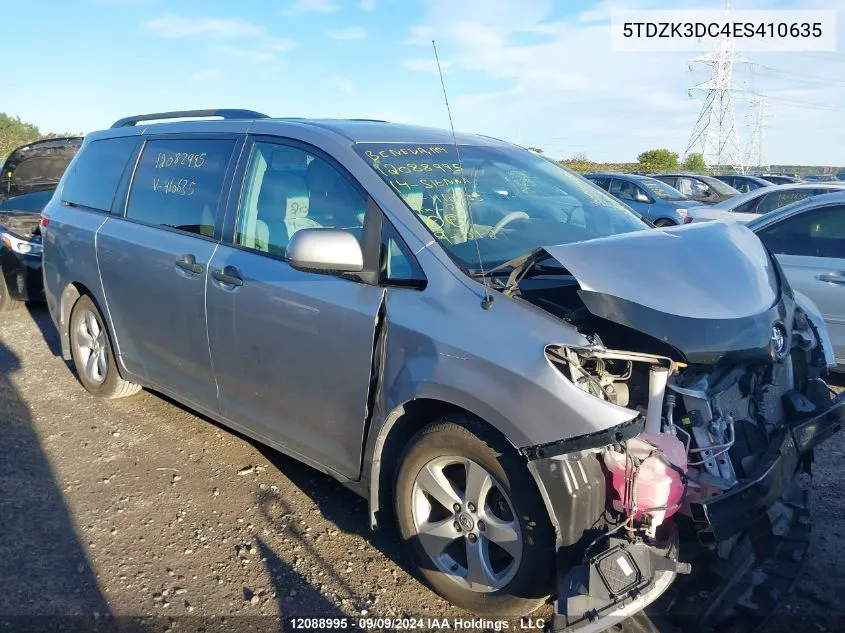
[1, 232, 42, 256]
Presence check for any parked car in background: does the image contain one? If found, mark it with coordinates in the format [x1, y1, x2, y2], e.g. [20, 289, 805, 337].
[836, 170, 845, 181]
[756, 174, 801, 185]
[748, 190, 845, 370]
[0, 189, 53, 310]
[803, 174, 838, 182]
[651, 173, 739, 204]
[714, 174, 773, 193]
[1, 136, 82, 202]
[584, 172, 699, 225]
[685, 183, 845, 224]
[0, 137, 81, 310]
[40, 109, 844, 630]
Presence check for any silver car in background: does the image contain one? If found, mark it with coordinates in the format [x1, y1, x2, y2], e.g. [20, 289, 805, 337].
[686, 182, 845, 224]
[41, 110, 844, 632]
[748, 190, 845, 370]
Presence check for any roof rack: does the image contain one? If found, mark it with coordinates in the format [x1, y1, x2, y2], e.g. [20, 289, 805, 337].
[110, 109, 270, 129]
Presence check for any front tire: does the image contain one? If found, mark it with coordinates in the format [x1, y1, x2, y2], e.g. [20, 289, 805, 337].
[394, 418, 555, 617]
[0, 268, 26, 312]
[69, 294, 141, 399]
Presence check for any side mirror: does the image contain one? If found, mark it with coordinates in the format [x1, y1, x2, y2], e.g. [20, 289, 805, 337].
[635, 191, 651, 203]
[287, 228, 363, 274]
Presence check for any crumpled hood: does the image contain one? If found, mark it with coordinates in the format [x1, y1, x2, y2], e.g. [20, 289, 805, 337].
[543, 221, 779, 320]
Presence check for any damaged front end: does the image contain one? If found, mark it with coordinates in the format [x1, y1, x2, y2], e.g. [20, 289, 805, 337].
[507, 223, 844, 632]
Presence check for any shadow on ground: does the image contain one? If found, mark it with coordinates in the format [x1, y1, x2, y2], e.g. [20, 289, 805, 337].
[0, 337, 110, 630]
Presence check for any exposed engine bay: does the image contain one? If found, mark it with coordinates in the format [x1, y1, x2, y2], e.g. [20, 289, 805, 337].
[494, 230, 843, 632]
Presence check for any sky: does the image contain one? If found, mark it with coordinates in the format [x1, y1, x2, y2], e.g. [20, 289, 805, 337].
[3, 0, 844, 165]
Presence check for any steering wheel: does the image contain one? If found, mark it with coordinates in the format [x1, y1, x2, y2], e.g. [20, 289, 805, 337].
[488, 211, 530, 238]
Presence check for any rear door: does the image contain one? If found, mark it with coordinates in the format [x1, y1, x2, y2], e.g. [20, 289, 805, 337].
[97, 135, 242, 412]
[756, 204, 845, 366]
[206, 137, 384, 478]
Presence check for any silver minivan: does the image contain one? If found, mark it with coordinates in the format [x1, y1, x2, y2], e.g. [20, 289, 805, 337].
[42, 110, 844, 631]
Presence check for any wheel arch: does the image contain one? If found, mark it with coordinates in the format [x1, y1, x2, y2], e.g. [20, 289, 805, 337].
[366, 397, 523, 530]
[59, 282, 126, 379]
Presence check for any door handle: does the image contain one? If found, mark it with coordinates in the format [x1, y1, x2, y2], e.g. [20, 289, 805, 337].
[816, 272, 845, 286]
[175, 254, 204, 274]
[212, 266, 243, 287]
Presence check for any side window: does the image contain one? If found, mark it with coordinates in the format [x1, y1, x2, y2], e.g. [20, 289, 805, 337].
[609, 179, 636, 201]
[126, 139, 235, 237]
[380, 220, 426, 287]
[757, 205, 845, 258]
[235, 142, 366, 257]
[675, 177, 693, 196]
[733, 179, 753, 193]
[687, 178, 712, 198]
[62, 137, 137, 212]
[732, 197, 760, 214]
[588, 177, 610, 191]
[756, 190, 814, 215]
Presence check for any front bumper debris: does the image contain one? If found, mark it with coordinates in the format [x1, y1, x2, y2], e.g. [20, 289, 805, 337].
[553, 532, 689, 633]
[689, 389, 843, 543]
[546, 390, 843, 633]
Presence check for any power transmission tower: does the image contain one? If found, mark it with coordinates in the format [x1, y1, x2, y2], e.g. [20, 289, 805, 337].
[745, 95, 768, 171]
[683, 0, 746, 173]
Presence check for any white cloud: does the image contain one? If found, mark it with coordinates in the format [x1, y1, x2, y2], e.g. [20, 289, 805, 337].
[265, 37, 296, 52]
[142, 14, 264, 39]
[326, 26, 368, 40]
[283, 0, 340, 15]
[404, 0, 845, 164]
[141, 14, 294, 65]
[191, 68, 220, 81]
[360, 0, 377, 10]
[329, 76, 354, 93]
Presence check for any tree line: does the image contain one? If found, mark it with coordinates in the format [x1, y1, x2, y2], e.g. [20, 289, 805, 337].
[1, 112, 78, 160]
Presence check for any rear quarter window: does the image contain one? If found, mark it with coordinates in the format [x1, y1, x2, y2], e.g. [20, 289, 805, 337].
[62, 137, 138, 212]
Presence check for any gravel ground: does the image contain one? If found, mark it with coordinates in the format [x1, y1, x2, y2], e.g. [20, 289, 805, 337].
[0, 306, 842, 633]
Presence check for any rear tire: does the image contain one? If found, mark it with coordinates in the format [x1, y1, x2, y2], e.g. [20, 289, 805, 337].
[394, 418, 555, 617]
[69, 294, 141, 399]
[0, 269, 26, 312]
[654, 218, 677, 227]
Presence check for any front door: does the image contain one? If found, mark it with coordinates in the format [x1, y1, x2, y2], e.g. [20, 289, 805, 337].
[97, 136, 239, 412]
[206, 139, 384, 478]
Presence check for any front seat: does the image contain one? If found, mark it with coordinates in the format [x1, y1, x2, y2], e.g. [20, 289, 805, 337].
[256, 149, 312, 254]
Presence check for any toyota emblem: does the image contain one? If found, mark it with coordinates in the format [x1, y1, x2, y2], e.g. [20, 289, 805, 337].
[770, 323, 787, 360]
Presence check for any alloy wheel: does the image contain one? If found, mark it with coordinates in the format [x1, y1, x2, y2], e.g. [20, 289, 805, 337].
[75, 310, 108, 385]
[411, 456, 523, 593]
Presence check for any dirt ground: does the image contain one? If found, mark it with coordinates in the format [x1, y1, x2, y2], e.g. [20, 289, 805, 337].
[1, 306, 843, 633]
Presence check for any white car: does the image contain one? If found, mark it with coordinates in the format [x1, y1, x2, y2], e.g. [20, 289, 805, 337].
[685, 182, 845, 224]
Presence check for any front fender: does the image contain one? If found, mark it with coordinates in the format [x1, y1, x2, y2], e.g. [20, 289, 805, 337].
[794, 290, 835, 369]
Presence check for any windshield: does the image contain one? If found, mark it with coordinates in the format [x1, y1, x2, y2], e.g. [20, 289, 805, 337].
[356, 142, 648, 269]
[639, 177, 687, 201]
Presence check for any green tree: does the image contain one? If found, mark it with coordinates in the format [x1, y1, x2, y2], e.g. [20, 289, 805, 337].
[527, 146, 544, 154]
[682, 152, 706, 172]
[0, 113, 40, 159]
[637, 148, 679, 173]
